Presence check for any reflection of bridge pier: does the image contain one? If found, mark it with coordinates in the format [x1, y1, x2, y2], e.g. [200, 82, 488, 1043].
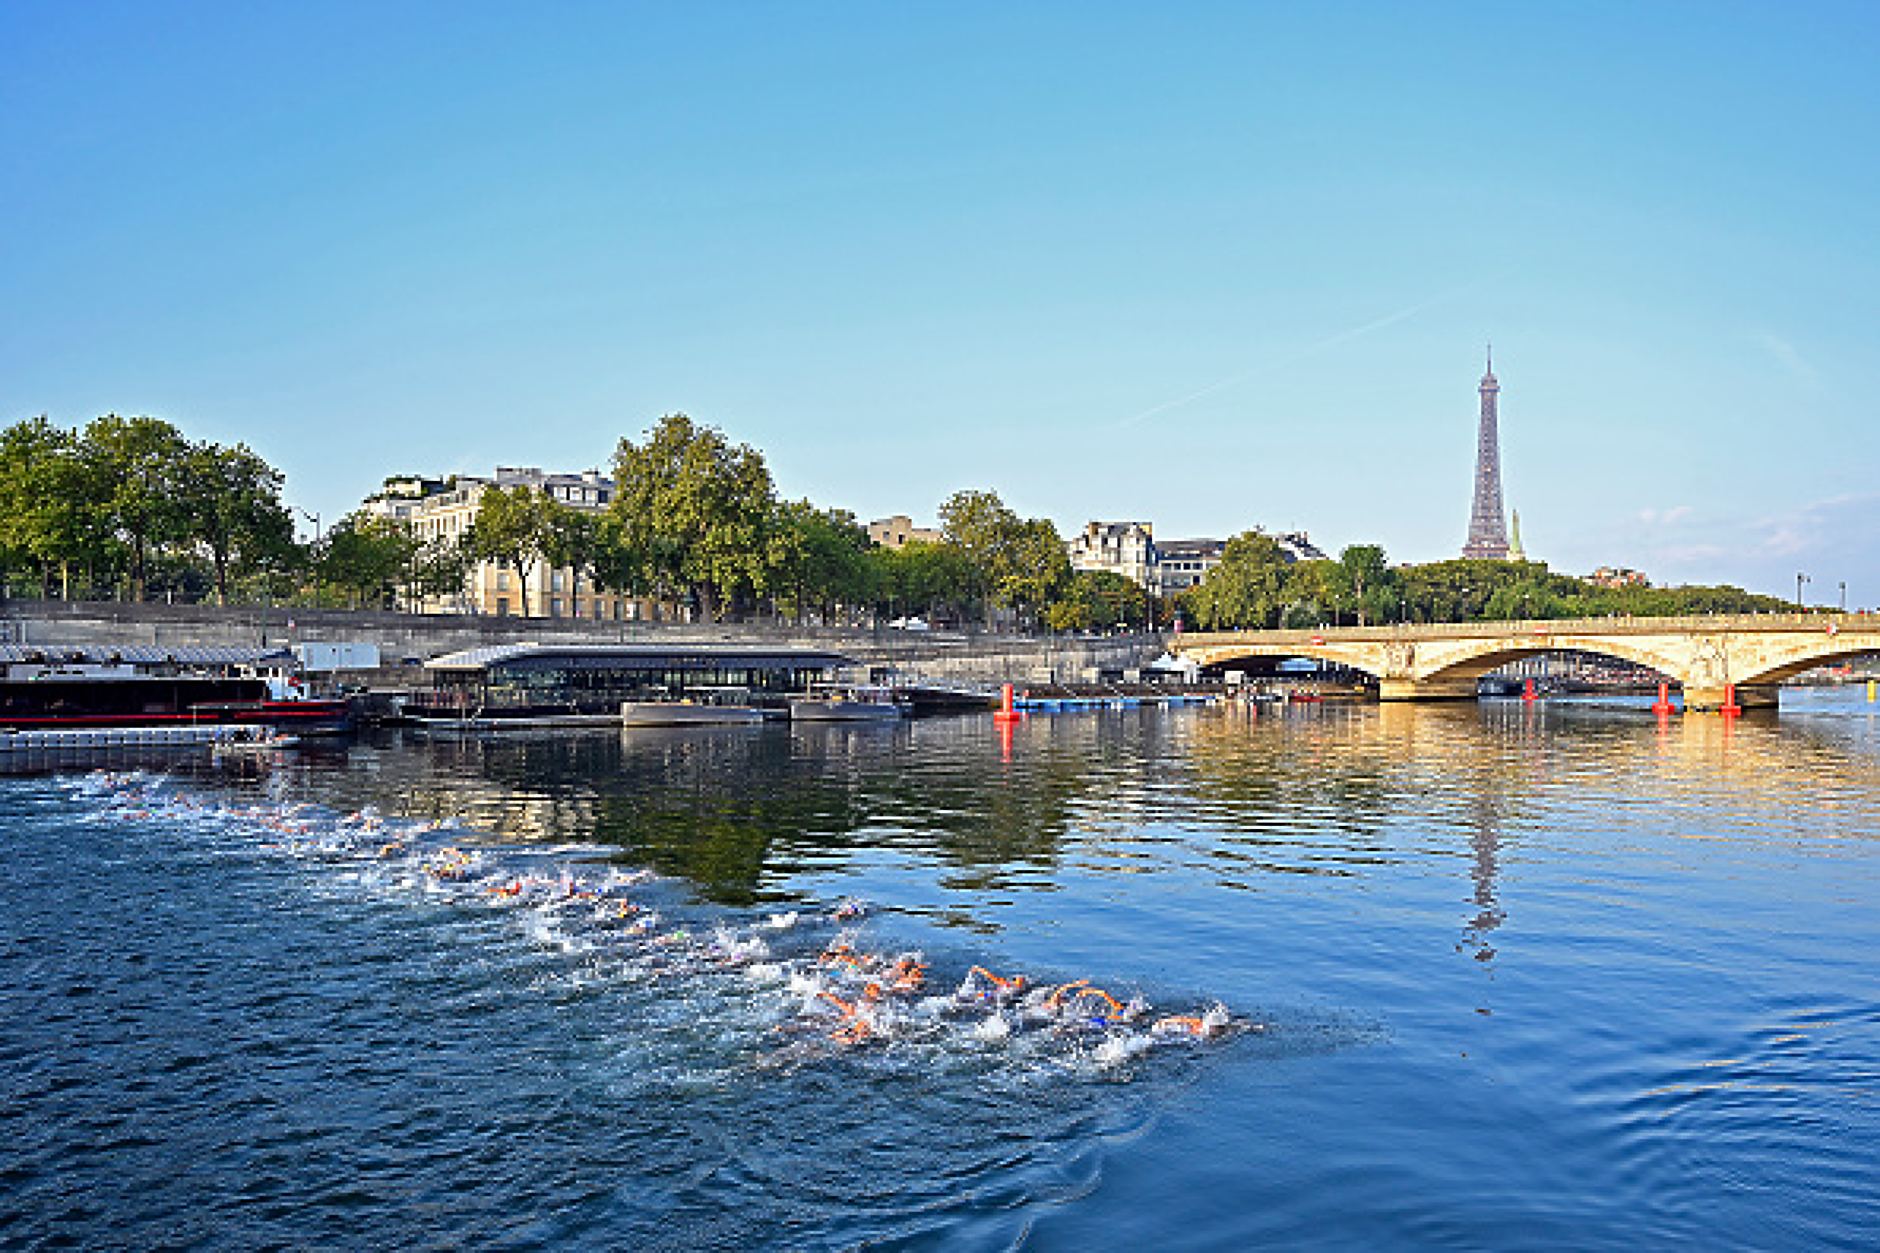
[1377, 676, 1479, 702]
[1682, 683, 1779, 711]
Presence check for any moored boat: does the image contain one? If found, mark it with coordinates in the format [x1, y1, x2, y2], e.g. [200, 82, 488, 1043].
[0, 645, 352, 735]
[620, 701, 768, 726]
[789, 684, 906, 721]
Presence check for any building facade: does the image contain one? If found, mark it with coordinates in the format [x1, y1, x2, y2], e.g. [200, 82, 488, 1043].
[1069, 522, 1324, 597]
[867, 515, 943, 549]
[1069, 521, 1156, 586]
[375, 467, 638, 619]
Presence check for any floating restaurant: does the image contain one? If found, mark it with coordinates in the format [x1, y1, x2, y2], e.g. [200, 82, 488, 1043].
[409, 642, 860, 726]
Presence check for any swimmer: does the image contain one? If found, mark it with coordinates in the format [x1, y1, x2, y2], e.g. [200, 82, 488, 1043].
[1044, 979, 1091, 1011]
[958, 966, 1027, 1002]
[1151, 1003, 1234, 1038]
[886, 957, 926, 994]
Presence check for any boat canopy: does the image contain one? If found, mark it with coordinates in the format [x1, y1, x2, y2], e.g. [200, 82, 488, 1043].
[424, 642, 857, 675]
[0, 643, 297, 668]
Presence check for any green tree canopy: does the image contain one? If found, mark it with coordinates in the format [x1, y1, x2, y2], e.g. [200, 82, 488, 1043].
[766, 500, 876, 624]
[876, 539, 975, 625]
[0, 416, 111, 597]
[1179, 529, 1294, 630]
[467, 484, 554, 616]
[83, 414, 192, 602]
[1046, 569, 1151, 633]
[610, 414, 774, 620]
[937, 489, 1068, 628]
[319, 511, 419, 609]
[177, 440, 296, 604]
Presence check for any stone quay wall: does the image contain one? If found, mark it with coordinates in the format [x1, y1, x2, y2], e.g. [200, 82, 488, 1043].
[0, 599, 1164, 688]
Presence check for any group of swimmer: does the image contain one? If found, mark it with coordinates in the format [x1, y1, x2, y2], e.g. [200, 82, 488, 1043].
[77, 771, 1245, 1070]
[775, 930, 1238, 1059]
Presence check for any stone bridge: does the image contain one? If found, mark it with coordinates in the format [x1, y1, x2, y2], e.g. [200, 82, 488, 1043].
[1168, 614, 1880, 710]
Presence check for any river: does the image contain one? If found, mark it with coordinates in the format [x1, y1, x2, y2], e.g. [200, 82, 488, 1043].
[3, 691, 1877, 1249]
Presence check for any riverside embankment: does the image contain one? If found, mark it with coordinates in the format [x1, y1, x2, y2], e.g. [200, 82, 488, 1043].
[0, 599, 1164, 689]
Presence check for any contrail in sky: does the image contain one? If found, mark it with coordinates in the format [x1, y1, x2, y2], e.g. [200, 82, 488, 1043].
[1111, 273, 1511, 430]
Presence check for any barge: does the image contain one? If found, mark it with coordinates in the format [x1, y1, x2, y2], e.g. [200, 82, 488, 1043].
[0, 645, 353, 735]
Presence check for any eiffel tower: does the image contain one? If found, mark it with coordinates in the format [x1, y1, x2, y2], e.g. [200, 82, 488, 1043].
[1462, 347, 1510, 560]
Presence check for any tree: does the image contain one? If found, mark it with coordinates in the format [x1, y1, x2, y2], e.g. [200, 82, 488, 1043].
[176, 440, 295, 604]
[318, 511, 419, 609]
[591, 509, 654, 608]
[938, 489, 1020, 626]
[1333, 544, 1395, 626]
[997, 517, 1072, 628]
[541, 502, 600, 612]
[467, 484, 553, 616]
[0, 416, 110, 598]
[935, 490, 1068, 630]
[1046, 569, 1148, 633]
[82, 414, 191, 602]
[876, 539, 974, 625]
[610, 414, 775, 621]
[408, 533, 475, 608]
[766, 500, 875, 624]
[1181, 529, 1293, 629]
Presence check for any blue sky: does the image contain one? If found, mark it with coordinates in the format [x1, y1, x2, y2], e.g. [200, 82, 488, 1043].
[4, 2, 1877, 604]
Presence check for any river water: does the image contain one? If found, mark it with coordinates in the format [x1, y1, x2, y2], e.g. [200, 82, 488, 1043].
[3, 692, 1877, 1249]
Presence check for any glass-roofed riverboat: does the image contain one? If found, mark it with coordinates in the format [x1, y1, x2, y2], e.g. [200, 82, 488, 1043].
[407, 643, 859, 728]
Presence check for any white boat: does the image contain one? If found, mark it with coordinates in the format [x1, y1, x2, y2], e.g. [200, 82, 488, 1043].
[789, 684, 906, 721]
[621, 687, 770, 726]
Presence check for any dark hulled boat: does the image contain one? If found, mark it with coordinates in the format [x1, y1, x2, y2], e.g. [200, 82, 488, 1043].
[0, 645, 353, 735]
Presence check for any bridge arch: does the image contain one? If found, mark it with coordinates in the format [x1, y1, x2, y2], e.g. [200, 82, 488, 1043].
[1732, 640, 1880, 686]
[1187, 641, 1386, 681]
[1410, 637, 1684, 685]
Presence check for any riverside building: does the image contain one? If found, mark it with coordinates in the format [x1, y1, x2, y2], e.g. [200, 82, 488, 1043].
[1071, 522, 1325, 597]
[370, 467, 637, 619]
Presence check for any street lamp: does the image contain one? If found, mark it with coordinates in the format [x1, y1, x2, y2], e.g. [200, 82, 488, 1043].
[1840, 581, 1847, 613]
[303, 510, 323, 609]
[1796, 572, 1810, 610]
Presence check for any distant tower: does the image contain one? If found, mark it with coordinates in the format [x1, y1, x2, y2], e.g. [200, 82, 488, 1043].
[1462, 347, 1510, 560]
[1508, 509, 1526, 562]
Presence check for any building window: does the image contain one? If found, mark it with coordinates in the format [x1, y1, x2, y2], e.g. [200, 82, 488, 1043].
[496, 598, 510, 616]
[551, 571, 566, 592]
[551, 598, 564, 617]
[496, 571, 511, 591]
